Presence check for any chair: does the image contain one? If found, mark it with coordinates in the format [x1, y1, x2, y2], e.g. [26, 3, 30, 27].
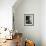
[25, 40, 35, 46]
[15, 33, 23, 46]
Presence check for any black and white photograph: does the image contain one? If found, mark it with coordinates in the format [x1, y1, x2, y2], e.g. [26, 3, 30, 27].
[24, 14, 34, 26]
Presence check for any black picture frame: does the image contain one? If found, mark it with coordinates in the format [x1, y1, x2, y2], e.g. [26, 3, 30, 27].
[24, 14, 34, 26]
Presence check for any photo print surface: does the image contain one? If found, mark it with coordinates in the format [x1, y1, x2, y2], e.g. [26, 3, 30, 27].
[24, 14, 34, 26]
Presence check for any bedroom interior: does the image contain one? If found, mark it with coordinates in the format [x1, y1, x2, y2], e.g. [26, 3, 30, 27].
[0, 0, 46, 46]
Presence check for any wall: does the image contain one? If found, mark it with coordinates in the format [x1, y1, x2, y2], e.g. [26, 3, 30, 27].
[0, 0, 17, 39]
[13, 0, 41, 46]
[0, 0, 16, 30]
[41, 0, 46, 46]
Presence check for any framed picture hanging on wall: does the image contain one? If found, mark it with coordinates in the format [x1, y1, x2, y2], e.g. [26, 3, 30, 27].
[24, 14, 34, 26]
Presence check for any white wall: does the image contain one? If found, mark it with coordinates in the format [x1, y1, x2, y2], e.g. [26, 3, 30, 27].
[41, 0, 46, 46]
[0, 0, 16, 30]
[13, 0, 41, 46]
[0, 0, 17, 39]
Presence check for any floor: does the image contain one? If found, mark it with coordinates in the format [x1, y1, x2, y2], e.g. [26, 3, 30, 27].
[0, 38, 24, 46]
[0, 39, 16, 46]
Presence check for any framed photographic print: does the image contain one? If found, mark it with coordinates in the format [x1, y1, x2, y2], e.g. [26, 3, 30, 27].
[24, 14, 34, 26]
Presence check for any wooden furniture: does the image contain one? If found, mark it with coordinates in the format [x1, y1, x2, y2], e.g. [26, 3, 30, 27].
[25, 40, 35, 46]
[13, 33, 22, 39]
[13, 33, 23, 46]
